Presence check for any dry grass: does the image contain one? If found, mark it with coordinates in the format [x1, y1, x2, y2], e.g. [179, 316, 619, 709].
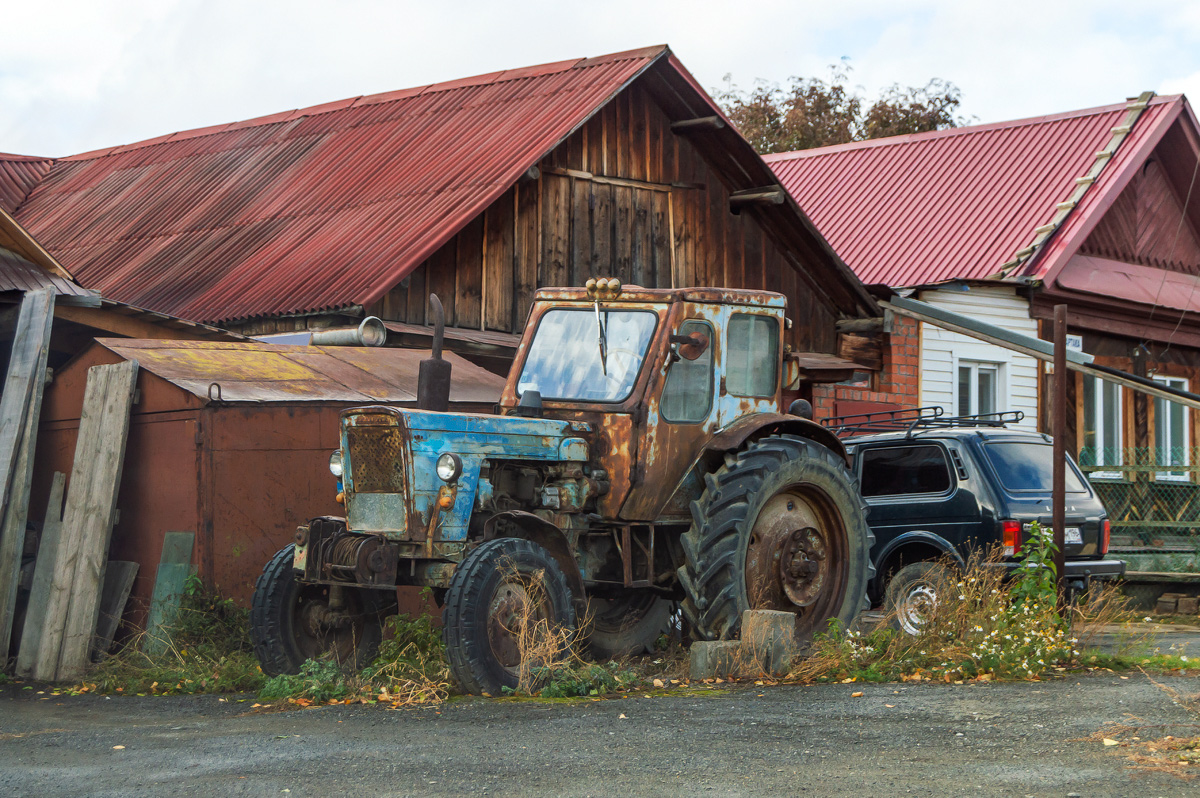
[786, 549, 1084, 684]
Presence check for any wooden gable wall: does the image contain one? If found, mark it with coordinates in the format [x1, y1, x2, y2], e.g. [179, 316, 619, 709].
[1079, 157, 1200, 273]
[371, 80, 838, 355]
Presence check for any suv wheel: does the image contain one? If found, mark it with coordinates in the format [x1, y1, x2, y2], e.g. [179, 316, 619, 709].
[885, 561, 953, 636]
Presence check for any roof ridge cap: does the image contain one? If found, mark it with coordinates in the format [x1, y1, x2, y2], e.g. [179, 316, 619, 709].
[58, 46, 669, 163]
[765, 96, 1181, 163]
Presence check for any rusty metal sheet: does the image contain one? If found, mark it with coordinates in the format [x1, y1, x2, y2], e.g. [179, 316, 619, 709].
[92, 338, 505, 404]
[766, 97, 1179, 288]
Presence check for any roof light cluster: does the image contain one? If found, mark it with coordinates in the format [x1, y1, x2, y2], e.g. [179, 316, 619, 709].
[585, 277, 622, 300]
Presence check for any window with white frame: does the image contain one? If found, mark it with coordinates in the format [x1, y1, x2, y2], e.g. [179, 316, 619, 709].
[1082, 374, 1123, 477]
[957, 361, 1000, 417]
[1153, 375, 1190, 480]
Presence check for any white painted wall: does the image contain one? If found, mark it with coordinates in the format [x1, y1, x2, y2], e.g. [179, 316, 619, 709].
[917, 284, 1039, 431]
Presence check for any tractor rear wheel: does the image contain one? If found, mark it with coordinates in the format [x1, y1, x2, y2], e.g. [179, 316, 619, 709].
[443, 537, 576, 695]
[678, 434, 873, 644]
[250, 544, 393, 676]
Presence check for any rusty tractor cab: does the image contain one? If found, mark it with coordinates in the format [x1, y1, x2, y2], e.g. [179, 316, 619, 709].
[250, 283, 873, 694]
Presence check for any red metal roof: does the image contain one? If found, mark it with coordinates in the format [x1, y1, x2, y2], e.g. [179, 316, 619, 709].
[10, 47, 668, 323]
[0, 154, 53, 215]
[765, 96, 1183, 288]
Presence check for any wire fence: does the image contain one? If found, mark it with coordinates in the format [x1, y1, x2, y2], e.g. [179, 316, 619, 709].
[1079, 447, 1200, 557]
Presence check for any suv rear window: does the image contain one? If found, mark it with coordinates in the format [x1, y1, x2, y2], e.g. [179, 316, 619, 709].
[860, 445, 953, 497]
[983, 442, 1089, 493]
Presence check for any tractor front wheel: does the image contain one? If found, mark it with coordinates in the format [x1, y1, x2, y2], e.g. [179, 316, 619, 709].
[250, 544, 393, 676]
[443, 538, 576, 695]
[678, 434, 873, 644]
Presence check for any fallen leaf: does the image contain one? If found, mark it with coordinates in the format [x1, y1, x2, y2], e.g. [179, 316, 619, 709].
[618, 713, 627, 719]
[670, 679, 679, 684]
[1103, 738, 1120, 746]
[851, 692, 864, 698]
[652, 679, 664, 688]
[112, 745, 125, 750]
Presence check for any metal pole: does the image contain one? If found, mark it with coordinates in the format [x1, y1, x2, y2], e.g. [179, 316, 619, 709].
[1052, 304, 1067, 608]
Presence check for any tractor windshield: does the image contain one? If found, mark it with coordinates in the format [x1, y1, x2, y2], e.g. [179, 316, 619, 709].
[518, 308, 657, 402]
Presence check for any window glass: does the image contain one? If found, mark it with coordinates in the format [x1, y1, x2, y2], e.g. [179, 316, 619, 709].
[859, 445, 953, 497]
[661, 320, 714, 423]
[1081, 374, 1122, 472]
[727, 314, 778, 396]
[517, 309, 656, 402]
[957, 361, 999, 417]
[983, 442, 1088, 493]
[1153, 376, 1190, 479]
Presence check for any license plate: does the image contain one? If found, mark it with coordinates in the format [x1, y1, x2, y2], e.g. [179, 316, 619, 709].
[1023, 524, 1083, 545]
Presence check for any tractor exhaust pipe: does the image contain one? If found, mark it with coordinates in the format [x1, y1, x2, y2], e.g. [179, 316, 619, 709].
[417, 294, 451, 412]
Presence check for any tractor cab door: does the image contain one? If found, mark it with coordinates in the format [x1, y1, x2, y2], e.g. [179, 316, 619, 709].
[716, 308, 782, 427]
[619, 303, 721, 521]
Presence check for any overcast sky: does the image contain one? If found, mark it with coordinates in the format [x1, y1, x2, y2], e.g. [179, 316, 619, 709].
[3, 0, 1199, 157]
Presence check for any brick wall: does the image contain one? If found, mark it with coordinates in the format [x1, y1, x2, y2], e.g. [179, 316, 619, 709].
[813, 313, 920, 420]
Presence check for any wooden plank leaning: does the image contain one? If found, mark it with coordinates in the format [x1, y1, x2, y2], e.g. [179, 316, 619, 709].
[33, 359, 139, 682]
[143, 531, 196, 656]
[14, 471, 65, 677]
[91, 561, 139, 661]
[0, 287, 55, 657]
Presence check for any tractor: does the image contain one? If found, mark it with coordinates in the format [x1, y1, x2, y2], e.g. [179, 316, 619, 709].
[250, 280, 874, 694]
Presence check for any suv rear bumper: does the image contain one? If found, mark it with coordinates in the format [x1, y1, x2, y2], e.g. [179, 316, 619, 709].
[990, 558, 1126, 581]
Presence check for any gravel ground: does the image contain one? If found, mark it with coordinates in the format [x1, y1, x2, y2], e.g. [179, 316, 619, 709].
[2, 672, 1198, 798]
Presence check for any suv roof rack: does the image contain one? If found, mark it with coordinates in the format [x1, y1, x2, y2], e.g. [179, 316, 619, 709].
[820, 406, 1025, 438]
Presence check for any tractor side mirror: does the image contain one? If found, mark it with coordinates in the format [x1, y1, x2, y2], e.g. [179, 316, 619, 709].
[669, 332, 710, 362]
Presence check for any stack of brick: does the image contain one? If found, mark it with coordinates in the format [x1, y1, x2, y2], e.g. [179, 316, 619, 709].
[813, 313, 921, 420]
[1156, 593, 1200, 615]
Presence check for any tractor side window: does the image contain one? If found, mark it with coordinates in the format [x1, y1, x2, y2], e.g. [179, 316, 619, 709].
[859, 445, 953, 497]
[661, 320, 714, 423]
[727, 314, 778, 396]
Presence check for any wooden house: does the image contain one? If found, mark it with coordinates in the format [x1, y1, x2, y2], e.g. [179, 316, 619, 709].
[771, 93, 1200, 561]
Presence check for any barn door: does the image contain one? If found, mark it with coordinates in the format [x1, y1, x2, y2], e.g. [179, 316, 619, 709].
[568, 178, 672, 288]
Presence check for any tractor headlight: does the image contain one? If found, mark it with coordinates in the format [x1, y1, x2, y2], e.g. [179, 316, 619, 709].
[328, 450, 344, 477]
[436, 453, 462, 483]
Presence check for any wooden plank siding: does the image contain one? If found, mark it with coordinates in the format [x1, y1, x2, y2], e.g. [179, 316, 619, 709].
[372, 84, 839, 354]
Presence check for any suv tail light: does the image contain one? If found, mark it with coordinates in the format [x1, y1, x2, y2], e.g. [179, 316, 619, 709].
[1100, 518, 1111, 555]
[1001, 520, 1021, 556]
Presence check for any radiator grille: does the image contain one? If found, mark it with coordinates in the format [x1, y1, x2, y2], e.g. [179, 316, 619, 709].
[346, 424, 406, 493]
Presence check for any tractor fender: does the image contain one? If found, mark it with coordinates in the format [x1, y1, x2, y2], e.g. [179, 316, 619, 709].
[481, 511, 586, 602]
[706, 412, 848, 465]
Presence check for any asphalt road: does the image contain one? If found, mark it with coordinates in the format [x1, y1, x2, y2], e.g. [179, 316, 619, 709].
[2, 673, 1198, 798]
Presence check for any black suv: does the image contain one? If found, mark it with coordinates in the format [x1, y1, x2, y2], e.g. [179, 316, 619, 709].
[823, 407, 1125, 633]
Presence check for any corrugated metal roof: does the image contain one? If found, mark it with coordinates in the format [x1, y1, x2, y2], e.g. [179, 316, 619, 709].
[12, 47, 668, 324]
[94, 338, 505, 403]
[0, 154, 53, 214]
[0, 205, 93, 298]
[0, 246, 93, 297]
[765, 96, 1182, 288]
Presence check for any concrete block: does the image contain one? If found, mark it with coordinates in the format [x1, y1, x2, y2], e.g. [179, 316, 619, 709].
[1177, 596, 1199, 615]
[689, 641, 742, 680]
[1156, 596, 1179, 615]
[741, 609, 798, 677]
